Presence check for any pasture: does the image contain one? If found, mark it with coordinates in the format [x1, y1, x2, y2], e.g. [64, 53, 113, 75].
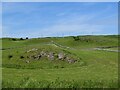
[2, 35, 119, 88]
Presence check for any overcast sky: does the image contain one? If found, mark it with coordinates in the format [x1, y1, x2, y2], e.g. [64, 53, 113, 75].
[2, 2, 118, 38]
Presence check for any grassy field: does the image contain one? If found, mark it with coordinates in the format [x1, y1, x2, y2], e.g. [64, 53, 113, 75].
[2, 35, 119, 88]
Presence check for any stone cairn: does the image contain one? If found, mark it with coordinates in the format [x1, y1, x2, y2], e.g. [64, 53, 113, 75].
[26, 48, 77, 63]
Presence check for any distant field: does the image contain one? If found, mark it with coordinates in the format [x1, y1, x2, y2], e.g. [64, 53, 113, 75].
[2, 35, 119, 88]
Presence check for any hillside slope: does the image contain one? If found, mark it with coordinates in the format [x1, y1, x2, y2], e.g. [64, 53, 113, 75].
[2, 35, 119, 88]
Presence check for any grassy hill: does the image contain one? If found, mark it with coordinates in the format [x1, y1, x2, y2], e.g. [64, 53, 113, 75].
[2, 35, 119, 88]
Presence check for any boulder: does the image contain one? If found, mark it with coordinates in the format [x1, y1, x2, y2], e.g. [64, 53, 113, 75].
[68, 59, 76, 63]
[48, 52, 54, 60]
[31, 48, 38, 51]
[66, 57, 76, 63]
[25, 60, 30, 63]
[58, 53, 65, 60]
[40, 51, 47, 57]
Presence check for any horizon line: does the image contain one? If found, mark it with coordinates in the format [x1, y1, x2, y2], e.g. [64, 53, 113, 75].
[1, 34, 119, 39]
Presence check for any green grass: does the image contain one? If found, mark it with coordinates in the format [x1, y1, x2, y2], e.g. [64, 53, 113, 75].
[108, 47, 119, 50]
[2, 35, 119, 88]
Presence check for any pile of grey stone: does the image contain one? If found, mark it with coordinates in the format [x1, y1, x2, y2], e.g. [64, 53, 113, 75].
[26, 49, 77, 63]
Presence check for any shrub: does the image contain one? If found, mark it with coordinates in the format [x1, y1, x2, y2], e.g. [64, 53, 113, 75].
[20, 56, 24, 59]
[61, 66, 64, 68]
[26, 37, 28, 39]
[8, 55, 13, 59]
[12, 38, 16, 41]
[73, 36, 79, 41]
[20, 38, 24, 40]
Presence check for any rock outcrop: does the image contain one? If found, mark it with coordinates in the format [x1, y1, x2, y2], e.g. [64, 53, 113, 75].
[26, 48, 77, 63]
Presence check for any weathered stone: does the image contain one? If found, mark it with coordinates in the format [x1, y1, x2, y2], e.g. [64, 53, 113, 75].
[40, 51, 47, 56]
[36, 55, 41, 60]
[58, 53, 65, 60]
[31, 48, 38, 51]
[48, 52, 54, 60]
[44, 52, 47, 56]
[25, 60, 30, 63]
[38, 54, 41, 58]
[67, 59, 76, 63]
[25, 50, 77, 64]
[65, 56, 76, 63]
[40, 51, 44, 55]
